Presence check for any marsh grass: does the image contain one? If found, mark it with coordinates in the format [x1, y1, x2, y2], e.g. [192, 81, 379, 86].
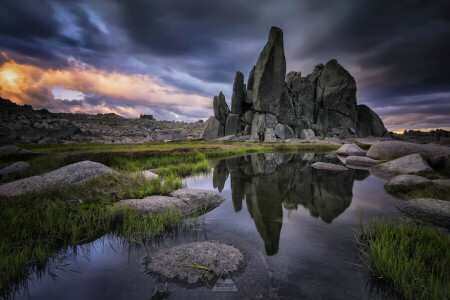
[354, 142, 372, 150]
[356, 218, 449, 299]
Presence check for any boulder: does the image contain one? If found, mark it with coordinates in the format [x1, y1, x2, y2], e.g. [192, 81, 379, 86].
[274, 123, 285, 140]
[264, 128, 277, 142]
[301, 129, 315, 140]
[224, 113, 239, 136]
[251, 112, 266, 140]
[284, 125, 295, 139]
[367, 141, 450, 170]
[397, 198, 450, 228]
[231, 71, 244, 114]
[372, 153, 434, 177]
[241, 110, 254, 124]
[0, 146, 34, 155]
[336, 144, 366, 156]
[143, 241, 244, 286]
[213, 92, 229, 125]
[201, 116, 224, 140]
[386, 175, 430, 189]
[345, 156, 379, 167]
[0, 161, 117, 197]
[355, 105, 387, 137]
[311, 162, 349, 172]
[141, 170, 159, 180]
[215, 135, 238, 142]
[169, 188, 225, 209]
[0, 161, 30, 181]
[252, 26, 286, 115]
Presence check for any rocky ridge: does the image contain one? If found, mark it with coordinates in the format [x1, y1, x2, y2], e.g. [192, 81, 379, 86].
[202, 27, 388, 142]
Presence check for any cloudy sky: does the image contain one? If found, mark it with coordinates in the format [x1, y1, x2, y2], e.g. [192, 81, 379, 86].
[0, 0, 449, 131]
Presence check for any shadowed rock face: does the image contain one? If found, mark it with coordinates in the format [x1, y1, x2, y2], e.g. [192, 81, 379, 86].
[213, 153, 364, 255]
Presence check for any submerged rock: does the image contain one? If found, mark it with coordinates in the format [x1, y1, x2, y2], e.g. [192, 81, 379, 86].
[311, 162, 349, 172]
[143, 241, 244, 286]
[0, 161, 117, 197]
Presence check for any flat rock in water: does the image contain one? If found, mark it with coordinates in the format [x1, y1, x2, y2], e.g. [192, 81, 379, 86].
[345, 156, 379, 167]
[336, 144, 366, 156]
[118, 188, 225, 216]
[312, 162, 349, 172]
[0, 146, 34, 155]
[143, 241, 244, 286]
[0, 161, 117, 197]
[372, 153, 433, 178]
[397, 198, 450, 228]
[0, 161, 30, 181]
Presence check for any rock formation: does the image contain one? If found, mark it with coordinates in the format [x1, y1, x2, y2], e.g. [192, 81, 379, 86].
[202, 26, 387, 141]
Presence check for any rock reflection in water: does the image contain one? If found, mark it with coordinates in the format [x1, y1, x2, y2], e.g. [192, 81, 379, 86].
[212, 153, 369, 255]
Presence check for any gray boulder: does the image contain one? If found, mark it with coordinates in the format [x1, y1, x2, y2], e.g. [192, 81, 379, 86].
[231, 71, 244, 114]
[0, 146, 34, 155]
[312, 162, 349, 172]
[397, 198, 450, 228]
[241, 110, 254, 124]
[301, 129, 315, 140]
[274, 123, 285, 140]
[372, 153, 433, 177]
[213, 92, 229, 125]
[345, 156, 379, 167]
[0, 161, 30, 181]
[356, 105, 387, 137]
[224, 113, 239, 136]
[252, 26, 286, 115]
[201, 116, 224, 140]
[264, 128, 277, 142]
[251, 112, 266, 140]
[143, 241, 244, 286]
[0, 161, 117, 197]
[336, 144, 366, 156]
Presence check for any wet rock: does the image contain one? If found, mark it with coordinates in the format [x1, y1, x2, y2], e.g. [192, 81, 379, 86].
[336, 144, 366, 156]
[225, 113, 240, 136]
[252, 27, 286, 115]
[0, 161, 117, 197]
[345, 156, 379, 167]
[143, 241, 244, 286]
[356, 105, 387, 137]
[231, 71, 244, 114]
[372, 153, 433, 177]
[201, 116, 224, 140]
[0, 161, 30, 181]
[300, 129, 315, 140]
[397, 198, 450, 228]
[213, 92, 229, 125]
[312, 162, 349, 172]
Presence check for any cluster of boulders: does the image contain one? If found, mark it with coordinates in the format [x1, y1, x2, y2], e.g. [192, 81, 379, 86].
[0, 97, 204, 144]
[202, 27, 388, 142]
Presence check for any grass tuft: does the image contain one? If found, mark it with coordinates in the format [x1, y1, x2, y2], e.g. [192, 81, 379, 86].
[356, 218, 449, 300]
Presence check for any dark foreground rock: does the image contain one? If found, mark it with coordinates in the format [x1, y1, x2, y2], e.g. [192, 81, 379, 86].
[143, 241, 244, 286]
[118, 188, 225, 216]
[0, 161, 116, 197]
[0, 162, 30, 182]
[0, 146, 34, 155]
[397, 198, 450, 228]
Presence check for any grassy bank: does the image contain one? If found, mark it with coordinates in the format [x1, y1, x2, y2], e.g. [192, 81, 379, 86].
[357, 219, 449, 299]
[385, 182, 450, 201]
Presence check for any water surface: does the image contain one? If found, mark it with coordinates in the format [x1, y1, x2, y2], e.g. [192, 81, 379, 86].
[13, 153, 404, 300]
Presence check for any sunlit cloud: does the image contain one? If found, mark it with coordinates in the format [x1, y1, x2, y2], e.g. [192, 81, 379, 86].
[0, 53, 212, 119]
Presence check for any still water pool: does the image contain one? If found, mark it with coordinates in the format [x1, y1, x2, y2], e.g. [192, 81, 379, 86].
[13, 153, 405, 300]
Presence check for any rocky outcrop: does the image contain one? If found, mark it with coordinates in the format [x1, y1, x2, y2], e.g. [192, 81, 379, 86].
[371, 153, 434, 178]
[0, 161, 117, 197]
[356, 105, 387, 137]
[201, 116, 224, 140]
[203, 27, 387, 142]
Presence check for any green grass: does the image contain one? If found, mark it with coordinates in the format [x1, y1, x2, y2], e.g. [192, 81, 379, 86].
[355, 142, 372, 150]
[357, 218, 449, 299]
[385, 182, 450, 201]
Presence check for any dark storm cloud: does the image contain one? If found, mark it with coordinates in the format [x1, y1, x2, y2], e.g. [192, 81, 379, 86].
[0, 0, 448, 127]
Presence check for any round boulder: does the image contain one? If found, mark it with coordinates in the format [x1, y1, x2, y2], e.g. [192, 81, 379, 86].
[144, 241, 244, 286]
[336, 144, 366, 156]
